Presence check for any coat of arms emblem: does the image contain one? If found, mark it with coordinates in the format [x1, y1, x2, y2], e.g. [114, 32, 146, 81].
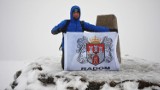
[76, 35, 113, 65]
[86, 36, 105, 65]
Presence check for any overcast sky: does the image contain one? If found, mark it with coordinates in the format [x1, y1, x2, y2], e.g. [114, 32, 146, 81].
[0, 0, 160, 62]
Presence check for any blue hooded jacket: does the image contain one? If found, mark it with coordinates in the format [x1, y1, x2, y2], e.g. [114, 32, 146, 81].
[51, 5, 110, 49]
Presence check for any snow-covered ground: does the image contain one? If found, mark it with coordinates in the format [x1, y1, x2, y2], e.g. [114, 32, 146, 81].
[0, 60, 31, 90]
[1, 56, 160, 90]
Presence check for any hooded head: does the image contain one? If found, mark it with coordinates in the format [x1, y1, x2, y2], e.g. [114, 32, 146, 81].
[70, 5, 81, 21]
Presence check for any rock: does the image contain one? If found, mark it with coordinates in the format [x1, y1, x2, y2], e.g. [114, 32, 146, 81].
[38, 73, 55, 86]
[80, 77, 87, 83]
[11, 81, 18, 89]
[14, 70, 22, 80]
[109, 81, 117, 87]
[86, 81, 105, 90]
[137, 80, 160, 89]
[32, 63, 43, 71]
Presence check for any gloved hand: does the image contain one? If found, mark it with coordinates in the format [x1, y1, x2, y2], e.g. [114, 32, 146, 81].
[110, 29, 118, 33]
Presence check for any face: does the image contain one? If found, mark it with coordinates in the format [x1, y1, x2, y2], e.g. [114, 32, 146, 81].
[73, 12, 80, 20]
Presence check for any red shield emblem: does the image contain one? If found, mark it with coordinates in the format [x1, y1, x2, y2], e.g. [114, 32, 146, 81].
[86, 43, 105, 65]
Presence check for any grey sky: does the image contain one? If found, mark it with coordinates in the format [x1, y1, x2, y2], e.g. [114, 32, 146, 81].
[0, 0, 160, 61]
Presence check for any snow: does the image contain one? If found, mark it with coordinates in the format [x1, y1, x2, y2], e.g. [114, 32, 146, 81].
[2, 56, 160, 90]
[0, 60, 29, 90]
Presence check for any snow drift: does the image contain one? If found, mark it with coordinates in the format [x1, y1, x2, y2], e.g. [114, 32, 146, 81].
[5, 56, 160, 90]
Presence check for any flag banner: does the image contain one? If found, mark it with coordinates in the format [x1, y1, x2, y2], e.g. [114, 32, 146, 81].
[64, 32, 120, 71]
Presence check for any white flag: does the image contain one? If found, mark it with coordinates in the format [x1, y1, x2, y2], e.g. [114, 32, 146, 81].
[64, 32, 120, 71]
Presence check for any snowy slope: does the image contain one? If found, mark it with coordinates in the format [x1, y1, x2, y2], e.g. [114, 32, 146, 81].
[5, 56, 160, 90]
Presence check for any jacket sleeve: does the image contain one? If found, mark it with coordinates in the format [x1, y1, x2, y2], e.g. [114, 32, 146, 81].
[51, 20, 67, 35]
[83, 21, 110, 32]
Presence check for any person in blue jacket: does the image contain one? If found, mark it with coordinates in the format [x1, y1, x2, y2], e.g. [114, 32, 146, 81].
[51, 5, 113, 69]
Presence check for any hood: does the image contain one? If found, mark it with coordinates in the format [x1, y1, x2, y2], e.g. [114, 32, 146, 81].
[70, 5, 81, 21]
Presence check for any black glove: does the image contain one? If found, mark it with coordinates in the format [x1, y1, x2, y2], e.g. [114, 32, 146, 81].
[52, 28, 63, 35]
[110, 29, 118, 33]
